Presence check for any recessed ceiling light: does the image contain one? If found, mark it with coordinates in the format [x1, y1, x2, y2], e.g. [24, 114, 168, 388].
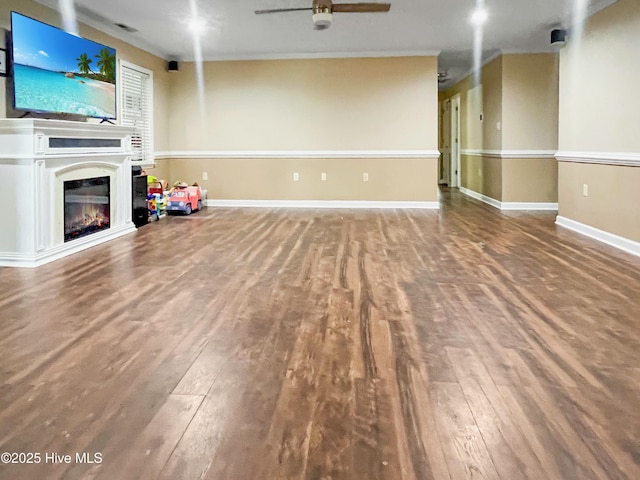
[471, 8, 488, 26]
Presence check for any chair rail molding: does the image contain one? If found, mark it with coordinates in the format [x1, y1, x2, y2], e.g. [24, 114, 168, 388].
[555, 151, 640, 167]
[461, 149, 558, 159]
[154, 149, 441, 160]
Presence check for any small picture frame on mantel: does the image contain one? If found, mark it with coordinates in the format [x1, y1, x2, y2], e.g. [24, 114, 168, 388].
[0, 48, 7, 76]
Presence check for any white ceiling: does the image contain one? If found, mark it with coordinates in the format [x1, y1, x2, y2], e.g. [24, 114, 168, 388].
[34, 0, 618, 88]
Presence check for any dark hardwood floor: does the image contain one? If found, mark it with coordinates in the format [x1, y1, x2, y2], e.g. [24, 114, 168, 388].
[1, 188, 639, 480]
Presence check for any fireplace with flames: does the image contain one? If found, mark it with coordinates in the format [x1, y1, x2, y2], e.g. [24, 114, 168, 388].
[64, 176, 111, 242]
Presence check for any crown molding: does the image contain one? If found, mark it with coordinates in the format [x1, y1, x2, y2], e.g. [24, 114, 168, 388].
[182, 50, 442, 62]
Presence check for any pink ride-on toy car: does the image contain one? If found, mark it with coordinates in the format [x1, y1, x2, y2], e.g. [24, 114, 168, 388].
[166, 185, 202, 215]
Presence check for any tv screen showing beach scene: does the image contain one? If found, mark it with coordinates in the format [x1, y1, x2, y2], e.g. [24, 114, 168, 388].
[10, 12, 117, 119]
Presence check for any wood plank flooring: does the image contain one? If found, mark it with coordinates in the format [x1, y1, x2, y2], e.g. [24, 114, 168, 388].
[1, 188, 639, 480]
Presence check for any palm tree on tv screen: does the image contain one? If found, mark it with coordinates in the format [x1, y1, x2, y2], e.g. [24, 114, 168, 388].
[76, 53, 93, 75]
[96, 47, 116, 84]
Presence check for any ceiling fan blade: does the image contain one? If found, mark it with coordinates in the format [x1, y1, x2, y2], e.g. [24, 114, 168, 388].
[332, 3, 391, 13]
[255, 7, 313, 14]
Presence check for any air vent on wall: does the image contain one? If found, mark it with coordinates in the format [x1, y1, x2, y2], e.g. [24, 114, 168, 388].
[114, 23, 138, 33]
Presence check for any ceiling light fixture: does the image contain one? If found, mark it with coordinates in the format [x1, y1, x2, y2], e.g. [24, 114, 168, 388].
[187, 17, 206, 35]
[470, 8, 488, 26]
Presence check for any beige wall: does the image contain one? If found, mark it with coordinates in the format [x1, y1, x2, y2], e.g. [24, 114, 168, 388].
[165, 56, 440, 202]
[465, 84, 484, 151]
[559, 0, 640, 152]
[0, 0, 170, 150]
[461, 154, 502, 200]
[440, 57, 502, 153]
[440, 53, 558, 152]
[557, 0, 640, 243]
[144, 159, 171, 183]
[168, 157, 438, 202]
[502, 158, 558, 203]
[459, 155, 558, 204]
[482, 56, 503, 151]
[502, 54, 558, 150]
[168, 56, 437, 151]
[559, 162, 640, 242]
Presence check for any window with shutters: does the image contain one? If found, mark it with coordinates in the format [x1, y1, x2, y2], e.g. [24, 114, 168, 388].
[119, 60, 154, 166]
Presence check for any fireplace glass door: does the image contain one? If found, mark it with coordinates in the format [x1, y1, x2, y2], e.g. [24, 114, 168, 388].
[64, 176, 111, 242]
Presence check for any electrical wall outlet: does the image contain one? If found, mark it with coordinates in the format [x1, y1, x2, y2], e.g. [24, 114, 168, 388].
[321, 172, 327, 181]
[583, 184, 589, 196]
[363, 172, 369, 182]
[202, 172, 208, 180]
[293, 172, 299, 182]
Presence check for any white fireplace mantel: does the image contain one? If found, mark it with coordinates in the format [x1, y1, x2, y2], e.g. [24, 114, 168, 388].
[0, 119, 137, 268]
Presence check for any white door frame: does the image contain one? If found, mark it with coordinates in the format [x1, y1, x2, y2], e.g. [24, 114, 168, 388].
[450, 94, 461, 188]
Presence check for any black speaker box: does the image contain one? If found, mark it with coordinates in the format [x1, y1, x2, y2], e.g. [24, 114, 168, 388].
[132, 174, 148, 227]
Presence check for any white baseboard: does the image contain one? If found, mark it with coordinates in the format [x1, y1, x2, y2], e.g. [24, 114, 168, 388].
[459, 187, 558, 211]
[0, 223, 137, 268]
[500, 202, 559, 211]
[459, 187, 502, 209]
[206, 199, 439, 209]
[555, 216, 640, 257]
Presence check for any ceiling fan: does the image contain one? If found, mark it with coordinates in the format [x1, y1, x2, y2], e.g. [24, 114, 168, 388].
[255, 0, 392, 30]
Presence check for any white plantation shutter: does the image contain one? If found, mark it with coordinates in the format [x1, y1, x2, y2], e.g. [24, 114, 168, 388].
[120, 61, 153, 165]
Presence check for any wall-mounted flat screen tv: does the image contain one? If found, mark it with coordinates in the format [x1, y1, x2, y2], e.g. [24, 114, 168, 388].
[10, 11, 117, 119]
